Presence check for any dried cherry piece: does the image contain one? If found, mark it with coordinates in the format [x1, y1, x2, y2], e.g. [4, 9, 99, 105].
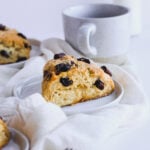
[54, 53, 66, 59]
[101, 66, 112, 76]
[44, 71, 52, 81]
[24, 42, 31, 49]
[94, 79, 104, 90]
[55, 63, 71, 75]
[0, 50, 10, 58]
[0, 24, 6, 30]
[60, 77, 73, 86]
[70, 61, 75, 65]
[16, 57, 27, 62]
[77, 57, 90, 64]
[17, 33, 27, 39]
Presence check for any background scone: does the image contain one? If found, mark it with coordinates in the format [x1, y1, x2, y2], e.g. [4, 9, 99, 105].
[42, 53, 115, 106]
[0, 117, 10, 148]
[0, 24, 31, 64]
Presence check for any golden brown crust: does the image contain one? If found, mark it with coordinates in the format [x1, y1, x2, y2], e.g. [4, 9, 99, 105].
[0, 25, 31, 64]
[42, 55, 115, 106]
[0, 119, 10, 148]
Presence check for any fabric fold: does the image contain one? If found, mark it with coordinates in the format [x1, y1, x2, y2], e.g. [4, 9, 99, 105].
[0, 38, 149, 150]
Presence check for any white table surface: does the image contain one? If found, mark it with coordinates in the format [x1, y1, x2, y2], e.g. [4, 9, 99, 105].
[0, 0, 150, 149]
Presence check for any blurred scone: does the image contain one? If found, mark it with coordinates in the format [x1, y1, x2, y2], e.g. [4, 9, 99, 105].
[0, 24, 31, 64]
[42, 53, 115, 106]
[0, 117, 10, 148]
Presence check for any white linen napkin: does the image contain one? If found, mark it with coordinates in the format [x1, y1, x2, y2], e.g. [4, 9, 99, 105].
[0, 56, 46, 97]
[0, 38, 149, 150]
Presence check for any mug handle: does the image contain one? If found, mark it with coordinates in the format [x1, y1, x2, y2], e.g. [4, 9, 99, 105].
[77, 23, 97, 57]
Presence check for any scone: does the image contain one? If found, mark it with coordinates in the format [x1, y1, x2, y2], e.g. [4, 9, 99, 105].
[0, 24, 31, 64]
[42, 53, 115, 106]
[0, 117, 10, 148]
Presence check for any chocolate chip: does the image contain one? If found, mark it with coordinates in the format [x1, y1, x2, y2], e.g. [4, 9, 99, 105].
[16, 57, 27, 62]
[101, 66, 112, 76]
[0, 24, 6, 30]
[44, 70, 52, 81]
[60, 77, 73, 86]
[0, 50, 10, 58]
[54, 53, 66, 59]
[77, 57, 90, 64]
[0, 116, 3, 120]
[17, 33, 27, 39]
[94, 79, 104, 90]
[55, 63, 71, 75]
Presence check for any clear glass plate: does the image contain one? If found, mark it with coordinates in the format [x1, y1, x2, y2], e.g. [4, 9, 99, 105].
[13, 75, 124, 115]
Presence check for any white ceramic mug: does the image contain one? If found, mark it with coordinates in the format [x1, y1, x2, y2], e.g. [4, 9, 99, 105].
[62, 4, 130, 64]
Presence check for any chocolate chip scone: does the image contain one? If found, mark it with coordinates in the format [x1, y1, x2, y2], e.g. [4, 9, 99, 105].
[42, 53, 115, 106]
[0, 117, 10, 148]
[0, 24, 31, 64]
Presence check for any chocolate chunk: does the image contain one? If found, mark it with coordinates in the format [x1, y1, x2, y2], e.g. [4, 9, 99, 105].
[77, 57, 90, 64]
[101, 66, 112, 76]
[55, 63, 71, 75]
[0, 24, 6, 30]
[0, 116, 3, 120]
[54, 53, 66, 59]
[0, 50, 10, 58]
[94, 79, 104, 90]
[18, 33, 27, 39]
[16, 57, 27, 62]
[60, 77, 73, 86]
[44, 70, 52, 81]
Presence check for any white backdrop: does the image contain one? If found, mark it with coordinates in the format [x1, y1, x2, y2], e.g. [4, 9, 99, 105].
[0, 0, 112, 40]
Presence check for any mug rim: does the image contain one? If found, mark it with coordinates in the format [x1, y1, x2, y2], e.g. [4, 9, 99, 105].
[62, 3, 130, 20]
